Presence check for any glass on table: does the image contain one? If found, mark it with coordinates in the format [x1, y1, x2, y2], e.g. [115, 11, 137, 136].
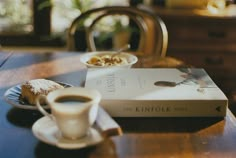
[207, 0, 226, 14]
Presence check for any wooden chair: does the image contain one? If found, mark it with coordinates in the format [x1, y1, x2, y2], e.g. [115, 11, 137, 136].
[67, 6, 185, 68]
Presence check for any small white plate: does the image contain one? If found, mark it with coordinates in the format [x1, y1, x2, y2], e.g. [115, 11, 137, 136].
[32, 116, 104, 149]
[80, 51, 138, 68]
[3, 82, 72, 110]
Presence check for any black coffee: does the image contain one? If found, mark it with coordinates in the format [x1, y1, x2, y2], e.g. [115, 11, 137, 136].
[55, 95, 92, 105]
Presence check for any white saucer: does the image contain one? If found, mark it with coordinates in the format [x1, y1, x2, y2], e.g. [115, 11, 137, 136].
[32, 116, 104, 149]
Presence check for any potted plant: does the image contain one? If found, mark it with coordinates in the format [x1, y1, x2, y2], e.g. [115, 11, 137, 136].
[94, 17, 138, 50]
[112, 20, 133, 49]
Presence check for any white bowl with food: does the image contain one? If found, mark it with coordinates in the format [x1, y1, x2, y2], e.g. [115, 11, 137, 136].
[80, 51, 138, 68]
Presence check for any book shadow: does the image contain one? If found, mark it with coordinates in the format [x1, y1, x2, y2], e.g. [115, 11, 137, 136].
[7, 108, 44, 128]
[114, 117, 224, 133]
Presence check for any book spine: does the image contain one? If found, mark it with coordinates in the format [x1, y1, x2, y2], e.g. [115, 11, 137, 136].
[100, 100, 227, 117]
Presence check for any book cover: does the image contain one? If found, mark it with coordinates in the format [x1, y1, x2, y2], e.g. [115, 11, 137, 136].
[85, 68, 228, 117]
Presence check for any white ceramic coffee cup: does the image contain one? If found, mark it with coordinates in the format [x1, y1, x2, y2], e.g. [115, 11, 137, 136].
[36, 87, 101, 140]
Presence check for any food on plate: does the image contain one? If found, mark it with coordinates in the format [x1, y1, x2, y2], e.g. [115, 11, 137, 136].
[86, 54, 129, 66]
[21, 79, 64, 105]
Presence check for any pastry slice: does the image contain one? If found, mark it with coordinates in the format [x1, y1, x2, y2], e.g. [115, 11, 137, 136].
[21, 79, 64, 105]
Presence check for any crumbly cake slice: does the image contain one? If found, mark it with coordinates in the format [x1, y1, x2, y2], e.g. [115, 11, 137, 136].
[21, 79, 64, 105]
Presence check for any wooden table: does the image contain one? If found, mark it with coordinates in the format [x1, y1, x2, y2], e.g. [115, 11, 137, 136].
[1, 51, 236, 158]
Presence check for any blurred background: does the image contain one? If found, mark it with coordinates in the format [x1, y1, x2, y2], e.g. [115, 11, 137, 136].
[1, 0, 236, 114]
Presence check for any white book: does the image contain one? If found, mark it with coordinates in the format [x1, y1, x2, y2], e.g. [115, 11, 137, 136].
[85, 68, 228, 117]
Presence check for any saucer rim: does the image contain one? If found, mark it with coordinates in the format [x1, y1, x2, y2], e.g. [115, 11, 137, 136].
[32, 115, 104, 149]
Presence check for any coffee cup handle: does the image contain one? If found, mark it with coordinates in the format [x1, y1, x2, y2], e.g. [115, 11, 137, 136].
[36, 95, 53, 120]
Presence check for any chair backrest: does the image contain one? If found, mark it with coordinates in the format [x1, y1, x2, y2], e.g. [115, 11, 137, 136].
[67, 6, 168, 58]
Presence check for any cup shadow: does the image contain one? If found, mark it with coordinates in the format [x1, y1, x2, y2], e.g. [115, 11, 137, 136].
[34, 138, 118, 158]
[34, 142, 94, 158]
